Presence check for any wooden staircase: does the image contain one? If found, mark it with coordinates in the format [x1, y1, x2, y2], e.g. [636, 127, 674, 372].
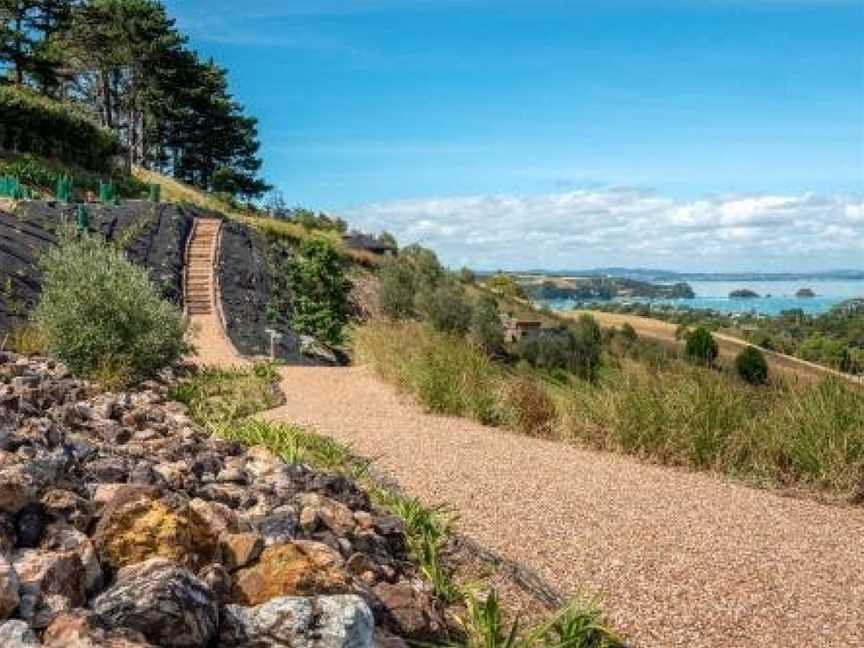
[185, 218, 221, 316]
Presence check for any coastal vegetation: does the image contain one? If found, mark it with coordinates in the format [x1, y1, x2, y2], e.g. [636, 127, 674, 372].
[575, 299, 864, 375]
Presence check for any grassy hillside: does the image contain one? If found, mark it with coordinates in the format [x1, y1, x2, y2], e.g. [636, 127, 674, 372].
[134, 166, 380, 268]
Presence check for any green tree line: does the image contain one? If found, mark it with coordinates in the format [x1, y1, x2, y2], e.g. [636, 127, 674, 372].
[0, 0, 269, 198]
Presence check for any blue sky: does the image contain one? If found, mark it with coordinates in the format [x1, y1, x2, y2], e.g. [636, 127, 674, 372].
[167, 0, 864, 271]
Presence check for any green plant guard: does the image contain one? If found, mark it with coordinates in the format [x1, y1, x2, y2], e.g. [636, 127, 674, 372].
[149, 183, 161, 203]
[75, 204, 90, 234]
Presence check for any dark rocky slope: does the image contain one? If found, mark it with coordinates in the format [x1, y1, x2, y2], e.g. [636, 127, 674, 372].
[0, 201, 337, 365]
[0, 201, 192, 333]
[0, 351, 443, 646]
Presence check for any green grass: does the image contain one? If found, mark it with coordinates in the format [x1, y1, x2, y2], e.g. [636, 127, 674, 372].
[452, 590, 624, 648]
[355, 319, 864, 501]
[170, 363, 281, 425]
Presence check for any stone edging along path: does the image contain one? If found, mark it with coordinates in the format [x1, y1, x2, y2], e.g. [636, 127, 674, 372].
[259, 364, 864, 648]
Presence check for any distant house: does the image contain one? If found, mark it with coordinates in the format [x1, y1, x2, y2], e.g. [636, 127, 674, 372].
[342, 232, 397, 256]
[503, 316, 543, 343]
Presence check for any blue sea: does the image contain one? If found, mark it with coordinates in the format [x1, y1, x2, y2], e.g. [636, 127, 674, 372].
[540, 279, 864, 316]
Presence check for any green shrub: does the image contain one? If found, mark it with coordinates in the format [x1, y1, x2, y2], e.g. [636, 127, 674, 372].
[286, 238, 351, 345]
[620, 322, 638, 343]
[471, 294, 505, 355]
[0, 86, 119, 171]
[736, 346, 769, 385]
[517, 316, 602, 380]
[33, 232, 187, 385]
[684, 326, 718, 366]
[416, 280, 473, 335]
[378, 244, 446, 320]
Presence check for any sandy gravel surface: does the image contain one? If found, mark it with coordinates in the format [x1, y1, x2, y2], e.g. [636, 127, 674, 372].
[187, 313, 249, 367]
[569, 309, 862, 386]
[263, 365, 864, 648]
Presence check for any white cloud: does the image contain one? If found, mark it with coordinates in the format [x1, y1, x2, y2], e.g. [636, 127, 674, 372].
[342, 188, 864, 271]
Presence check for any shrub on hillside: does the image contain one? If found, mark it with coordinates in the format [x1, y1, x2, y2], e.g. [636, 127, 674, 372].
[0, 86, 119, 171]
[33, 232, 187, 386]
[735, 346, 769, 385]
[287, 238, 351, 345]
[378, 244, 446, 320]
[416, 281, 473, 335]
[517, 315, 603, 380]
[620, 322, 638, 343]
[471, 294, 505, 355]
[485, 273, 527, 299]
[684, 327, 718, 366]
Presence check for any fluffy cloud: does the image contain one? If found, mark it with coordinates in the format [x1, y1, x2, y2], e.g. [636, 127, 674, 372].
[342, 189, 864, 271]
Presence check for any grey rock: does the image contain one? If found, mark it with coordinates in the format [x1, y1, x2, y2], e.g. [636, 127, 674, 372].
[0, 619, 39, 646]
[220, 594, 374, 648]
[91, 558, 218, 648]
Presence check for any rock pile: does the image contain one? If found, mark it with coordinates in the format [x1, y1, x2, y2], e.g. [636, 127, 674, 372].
[0, 351, 446, 647]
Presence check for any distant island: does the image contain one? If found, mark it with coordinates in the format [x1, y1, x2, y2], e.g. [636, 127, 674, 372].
[729, 289, 760, 299]
[796, 288, 816, 298]
[519, 275, 695, 301]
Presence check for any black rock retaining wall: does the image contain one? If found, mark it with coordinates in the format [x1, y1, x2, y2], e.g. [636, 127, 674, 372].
[0, 200, 192, 333]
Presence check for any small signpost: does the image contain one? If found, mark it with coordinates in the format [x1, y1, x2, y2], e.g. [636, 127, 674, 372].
[264, 328, 283, 361]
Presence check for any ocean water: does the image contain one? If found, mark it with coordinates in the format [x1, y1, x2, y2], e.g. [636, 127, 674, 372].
[540, 279, 864, 316]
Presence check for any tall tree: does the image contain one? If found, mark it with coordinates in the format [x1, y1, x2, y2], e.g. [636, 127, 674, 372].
[0, 0, 74, 87]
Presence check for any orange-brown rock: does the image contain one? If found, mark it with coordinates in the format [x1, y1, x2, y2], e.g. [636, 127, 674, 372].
[91, 491, 216, 570]
[219, 532, 264, 571]
[232, 540, 351, 606]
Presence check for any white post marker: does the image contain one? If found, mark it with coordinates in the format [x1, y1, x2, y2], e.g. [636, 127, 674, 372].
[264, 328, 283, 361]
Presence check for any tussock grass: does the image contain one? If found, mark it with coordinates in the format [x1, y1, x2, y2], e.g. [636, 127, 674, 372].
[355, 319, 864, 500]
[452, 590, 624, 648]
[170, 363, 281, 425]
[2, 323, 47, 356]
[354, 320, 502, 424]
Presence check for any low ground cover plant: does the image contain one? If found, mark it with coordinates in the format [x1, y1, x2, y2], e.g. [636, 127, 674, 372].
[33, 231, 187, 387]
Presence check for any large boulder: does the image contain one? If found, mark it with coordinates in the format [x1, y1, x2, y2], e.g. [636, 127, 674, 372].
[90, 558, 218, 648]
[220, 594, 374, 648]
[232, 541, 352, 606]
[12, 549, 86, 628]
[91, 491, 217, 571]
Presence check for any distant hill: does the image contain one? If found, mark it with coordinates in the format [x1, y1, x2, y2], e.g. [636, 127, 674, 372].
[510, 268, 864, 282]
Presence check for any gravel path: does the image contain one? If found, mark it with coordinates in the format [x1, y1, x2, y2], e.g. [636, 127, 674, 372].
[263, 365, 864, 648]
[187, 313, 249, 368]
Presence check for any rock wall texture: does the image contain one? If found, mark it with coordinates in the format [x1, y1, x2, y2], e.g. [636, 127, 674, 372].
[0, 351, 443, 646]
[0, 201, 192, 334]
